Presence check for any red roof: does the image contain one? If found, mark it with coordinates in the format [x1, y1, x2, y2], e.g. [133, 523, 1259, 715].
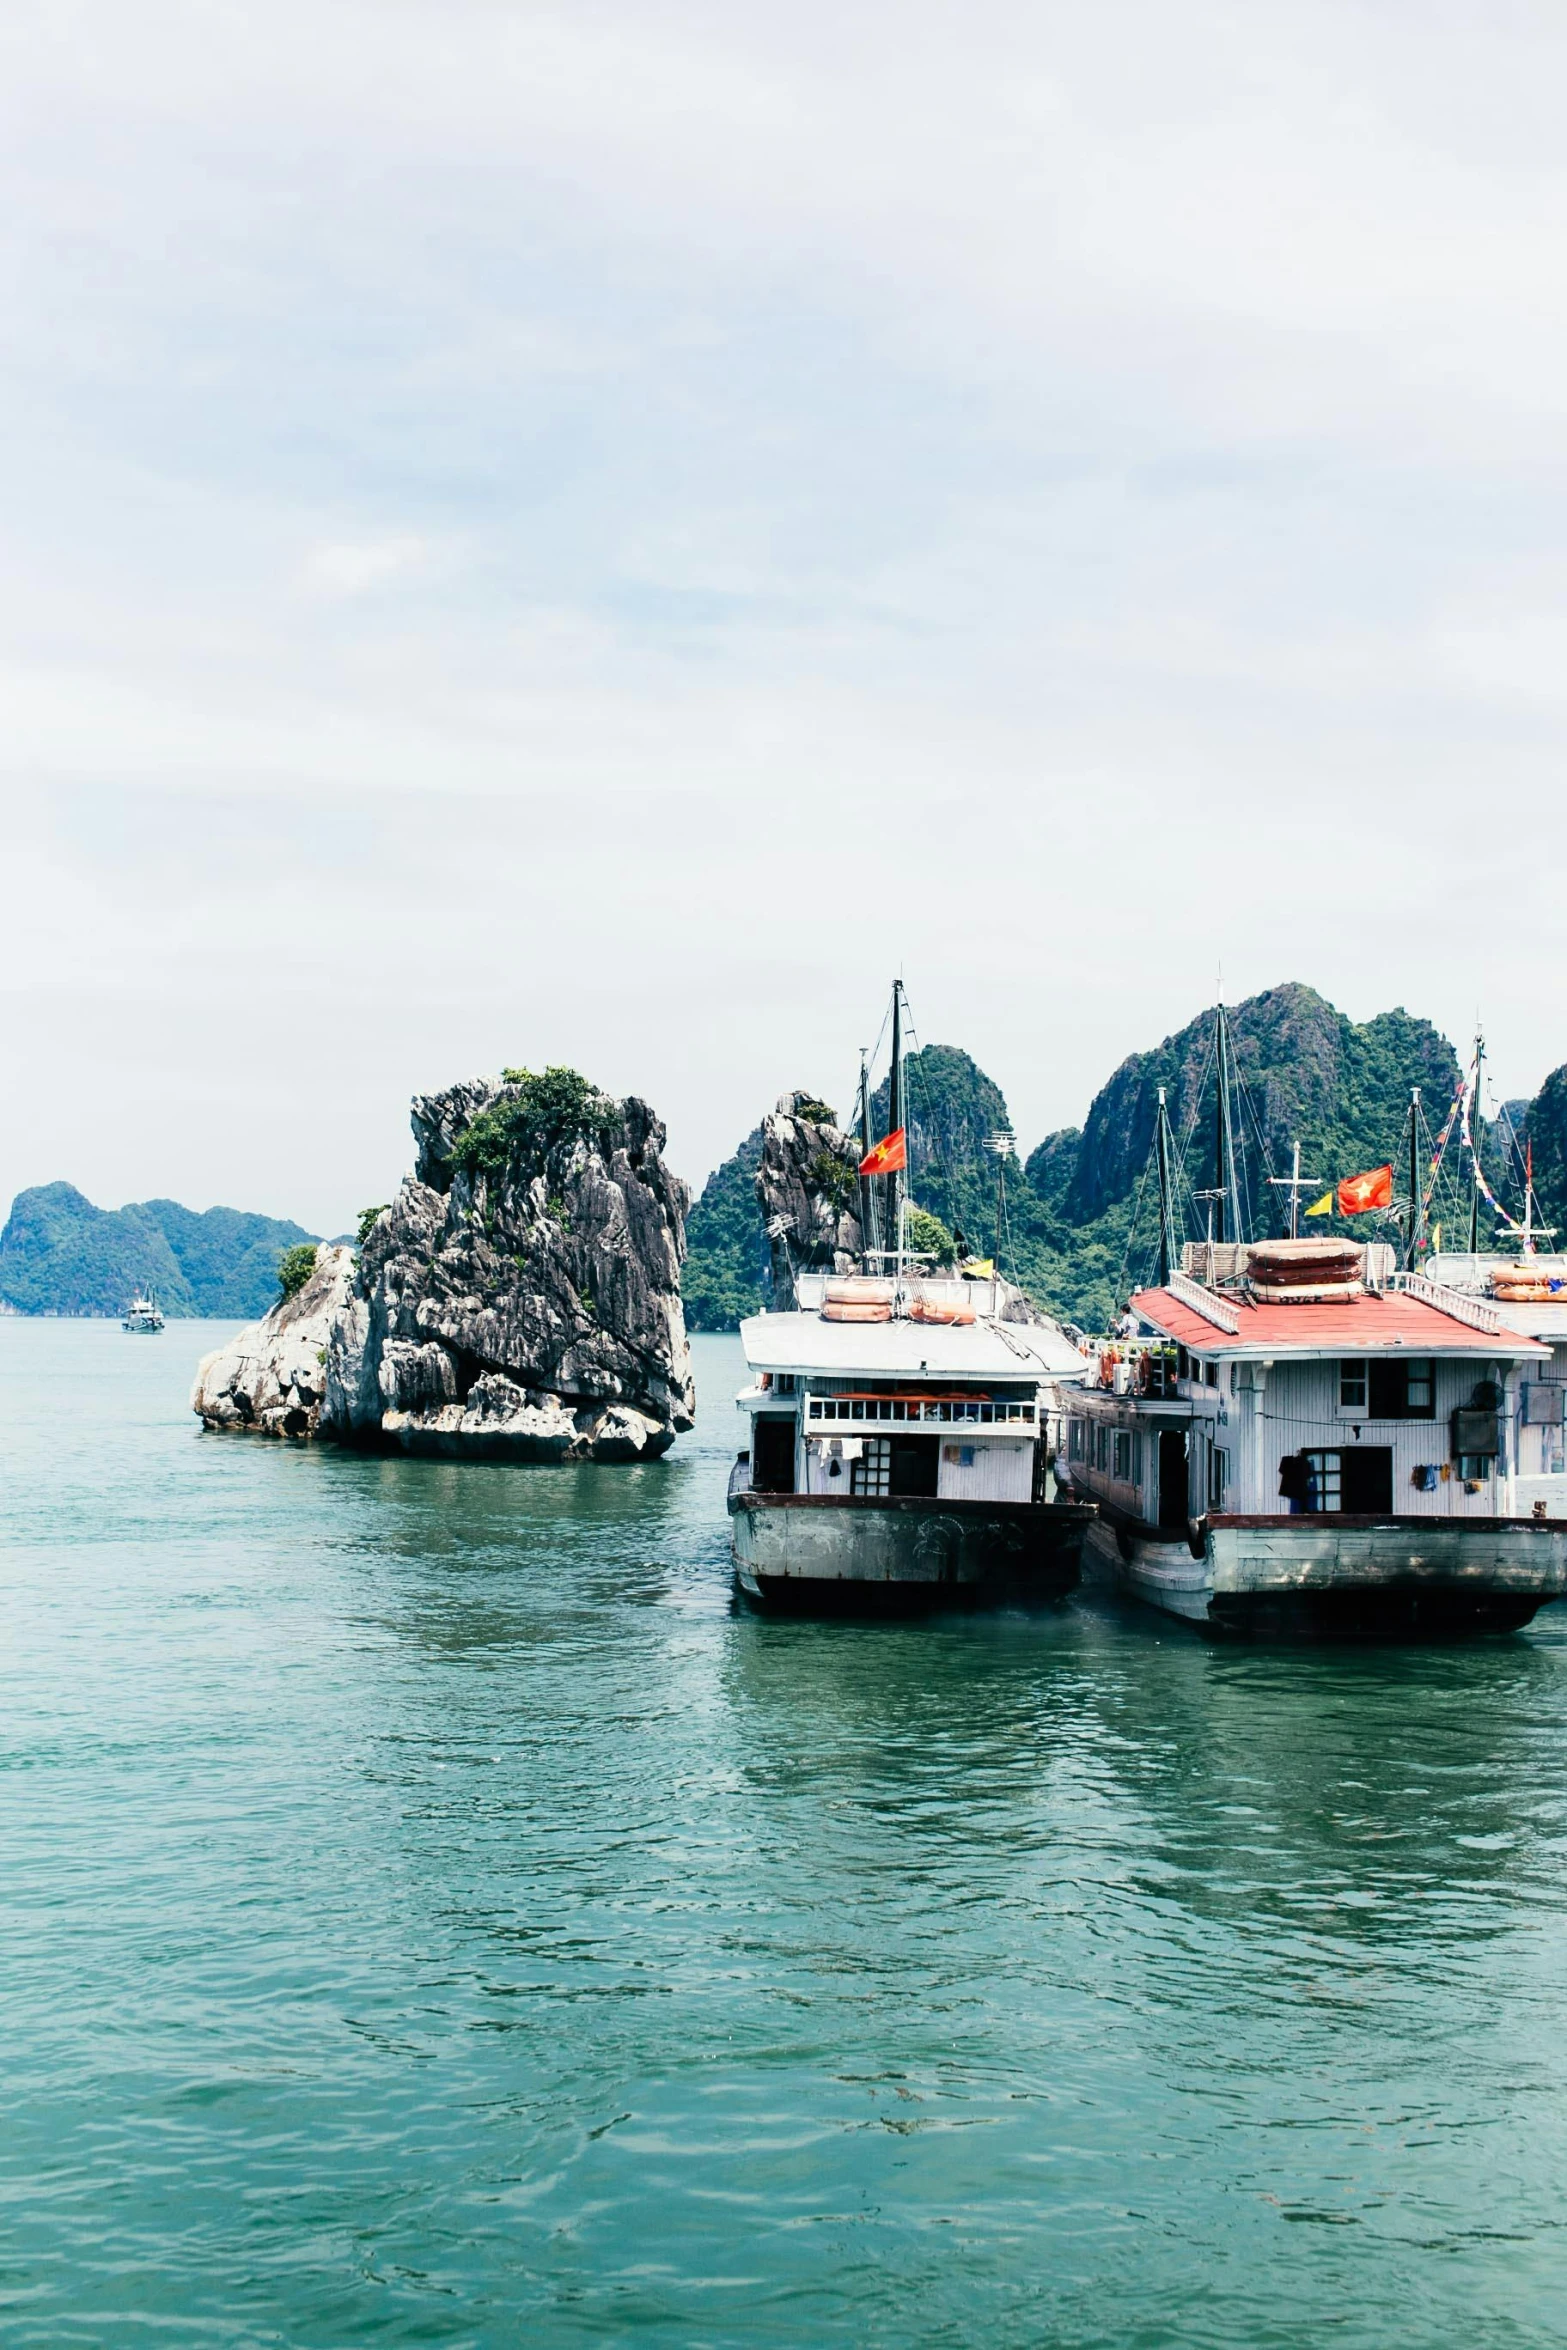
[1130, 1285, 1548, 1359]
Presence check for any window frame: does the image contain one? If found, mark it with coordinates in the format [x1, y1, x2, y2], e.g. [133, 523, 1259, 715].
[1363, 1357, 1436, 1421]
[1301, 1449, 1343, 1513]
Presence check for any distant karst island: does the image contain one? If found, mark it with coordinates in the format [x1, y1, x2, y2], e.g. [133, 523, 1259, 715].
[0, 1183, 320, 1319]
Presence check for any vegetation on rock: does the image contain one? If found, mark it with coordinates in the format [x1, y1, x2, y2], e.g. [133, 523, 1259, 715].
[904, 1204, 957, 1265]
[277, 1243, 319, 1301]
[452, 1067, 610, 1186]
[808, 1150, 860, 1212]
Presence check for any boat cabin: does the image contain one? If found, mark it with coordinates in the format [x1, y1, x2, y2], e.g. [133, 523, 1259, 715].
[737, 1275, 1090, 1507]
[1066, 1256, 1552, 1529]
[1401, 1255, 1567, 1509]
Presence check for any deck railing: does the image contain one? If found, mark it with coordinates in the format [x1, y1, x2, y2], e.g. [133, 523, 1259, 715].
[804, 1393, 1037, 1429]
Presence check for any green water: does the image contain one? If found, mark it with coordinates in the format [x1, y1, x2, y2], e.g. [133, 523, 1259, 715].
[4, 1321, 1567, 2347]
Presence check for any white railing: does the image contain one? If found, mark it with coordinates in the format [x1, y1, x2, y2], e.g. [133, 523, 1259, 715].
[804, 1392, 1037, 1429]
[1396, 1274, 1504, 1334]
[1167, 1272, 1241, 1334]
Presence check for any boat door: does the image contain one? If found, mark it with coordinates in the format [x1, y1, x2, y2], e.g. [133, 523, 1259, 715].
[887, 1436, 939, 1498]
[1157, 1430, 1189, 1531]
[753, 1415, 797, 1493]
[1340, 1447, 1393, 1513]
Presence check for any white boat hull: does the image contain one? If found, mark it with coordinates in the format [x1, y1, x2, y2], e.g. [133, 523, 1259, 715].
[1086, 1511, 1567, 1637]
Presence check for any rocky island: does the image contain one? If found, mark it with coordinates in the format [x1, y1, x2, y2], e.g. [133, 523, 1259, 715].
[193, 1068, 694, 1461]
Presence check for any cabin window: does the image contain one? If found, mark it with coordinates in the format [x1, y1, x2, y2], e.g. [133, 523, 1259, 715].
[1368, 1359, 1436, 1420]
[1069, 1419, 1085, 1460]
[1339, 1362, 1367, 1409]
[1458, 1453, 1492, 1484]
[851, 1437, 891, 1497]
[1208, 1447, 1228, 1507]
[1300, 1450, 1343, 1512]
[1204, 1361, 1218, 1388]
[1095, 1423, 1109, 1471]
[1176, 1346, 1189, 1379]
[1113, 1431, 1132, 1480]
[774, 1373, 797, 1396]
[1132, 1430, 1144, 1483]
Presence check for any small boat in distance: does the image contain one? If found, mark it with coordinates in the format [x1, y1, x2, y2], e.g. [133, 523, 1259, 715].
[728, 982, 1096, 1611]
[123, 1295, 165, 1333]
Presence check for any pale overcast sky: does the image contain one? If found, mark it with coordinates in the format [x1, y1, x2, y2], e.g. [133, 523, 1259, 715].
[3, 0, 1565, 1233]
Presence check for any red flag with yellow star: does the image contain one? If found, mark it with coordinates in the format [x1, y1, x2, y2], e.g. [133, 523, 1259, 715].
[858, 1128, 907, 1177]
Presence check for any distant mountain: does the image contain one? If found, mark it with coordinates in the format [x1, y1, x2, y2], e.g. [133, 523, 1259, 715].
[870, 1045, 1017, 1255]
[1520, 1066, 1567, 1243]
[1001, 987, 1464, 1325]
[0, 1183, 318, 1317]
[683, 1125, 770, 1332]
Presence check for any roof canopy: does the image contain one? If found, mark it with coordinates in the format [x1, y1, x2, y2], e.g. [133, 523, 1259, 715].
[1130, 1285, 1549, 1361]
[739, 1311, 1090, 1382]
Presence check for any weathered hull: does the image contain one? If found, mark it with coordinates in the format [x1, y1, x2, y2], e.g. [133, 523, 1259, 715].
[730, 1492, 1094, 1613]
[1086, 1511, 1567, 1639]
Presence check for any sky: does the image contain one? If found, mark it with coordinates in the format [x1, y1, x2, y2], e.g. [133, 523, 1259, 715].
[3, 0, 1566, 1235]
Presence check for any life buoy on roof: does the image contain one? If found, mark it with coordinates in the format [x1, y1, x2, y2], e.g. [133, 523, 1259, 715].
[1247, 1237, 1364, 1299]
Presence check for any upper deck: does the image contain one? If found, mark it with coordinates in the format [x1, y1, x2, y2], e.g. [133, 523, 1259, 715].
[739, 1301, 1090, 1385]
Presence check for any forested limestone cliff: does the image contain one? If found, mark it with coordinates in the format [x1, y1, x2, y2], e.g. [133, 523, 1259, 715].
[0, 1183, 318, 1317]
[683, 983, 1554, 1334]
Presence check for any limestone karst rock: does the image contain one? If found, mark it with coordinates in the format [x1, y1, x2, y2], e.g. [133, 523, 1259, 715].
[322, 1074, 694, 1461]
[751, 1085, 1042, 1325]
[754, 1093, 864, 1309]
[192, 1072, 695, 1462]
[191, 1244, 355, 1437]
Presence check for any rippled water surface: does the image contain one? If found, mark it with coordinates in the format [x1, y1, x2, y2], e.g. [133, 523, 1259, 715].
[5, 1322, 1567, 2346]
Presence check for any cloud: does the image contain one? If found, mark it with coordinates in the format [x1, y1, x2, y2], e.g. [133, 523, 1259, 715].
[0, 0, 1564, 1228]
[301, 534, 433, 598]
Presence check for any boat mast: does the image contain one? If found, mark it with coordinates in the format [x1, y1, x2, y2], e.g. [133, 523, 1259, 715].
[888, 979, 905, 1287]
[857, 1045, 880, 1267]
[1469, 1027, 1484, 1254]
[1267, 1138, 1318, 1241]
[1522, 1139, 1535, 1257]
[1406, 1088, 1423, 1270]
[1213, 1007, 1227, 1246]
[1155, 1086, 1176, 1285]
[1214, 1000, 1242, 1246]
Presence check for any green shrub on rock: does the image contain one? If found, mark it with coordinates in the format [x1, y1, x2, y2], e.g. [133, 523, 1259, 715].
[277, 1243, 319, 1301]
[453, 1068, 610, 1187]
[904, 1204, 957, 1265]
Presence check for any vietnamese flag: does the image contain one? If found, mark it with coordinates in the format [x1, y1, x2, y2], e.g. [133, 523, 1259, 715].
[1338, 1163, 1393, 1215]
[859, 1128, 907, 1177]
